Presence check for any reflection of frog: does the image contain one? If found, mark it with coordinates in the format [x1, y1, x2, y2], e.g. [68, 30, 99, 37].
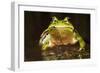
[39, 16, 85, 52]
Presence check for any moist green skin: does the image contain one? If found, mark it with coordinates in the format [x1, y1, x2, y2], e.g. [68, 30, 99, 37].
[39, 16, 85, 51]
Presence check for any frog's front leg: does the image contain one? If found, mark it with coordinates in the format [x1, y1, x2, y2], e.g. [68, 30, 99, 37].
[74, 31, 86, 51]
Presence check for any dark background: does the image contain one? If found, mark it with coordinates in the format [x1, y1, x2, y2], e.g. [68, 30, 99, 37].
[24, 11, 90, 61]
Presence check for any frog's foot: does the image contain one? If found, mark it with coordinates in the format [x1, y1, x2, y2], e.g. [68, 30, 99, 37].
[78, 48, 82, 51]
[78, 48, 85, 51]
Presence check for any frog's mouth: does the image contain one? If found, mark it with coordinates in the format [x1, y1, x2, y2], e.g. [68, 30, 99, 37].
[54, 26, 74, 31]
[66, 27, 74, 30]
[53, 25, 74, 30]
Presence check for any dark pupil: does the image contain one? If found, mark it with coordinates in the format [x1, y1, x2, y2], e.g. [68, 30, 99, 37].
[54, 19, 58, 22]
[63, 20, 67, 22]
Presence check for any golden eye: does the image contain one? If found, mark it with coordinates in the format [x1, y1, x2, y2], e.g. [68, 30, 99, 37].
[52, 16, 58, 23]
[63, 17, 70, 23]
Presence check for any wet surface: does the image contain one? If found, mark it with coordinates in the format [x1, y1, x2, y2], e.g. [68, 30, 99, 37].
[42, 42, 90, 60]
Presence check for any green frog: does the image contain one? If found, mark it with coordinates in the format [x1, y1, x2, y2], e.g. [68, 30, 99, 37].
[39, 16, 85, 55]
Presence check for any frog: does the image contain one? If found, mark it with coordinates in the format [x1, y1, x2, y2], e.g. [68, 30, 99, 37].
[39, 16, 85, 53]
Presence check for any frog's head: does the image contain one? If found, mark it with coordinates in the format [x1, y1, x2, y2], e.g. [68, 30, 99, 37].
[48, 16, 74, 31]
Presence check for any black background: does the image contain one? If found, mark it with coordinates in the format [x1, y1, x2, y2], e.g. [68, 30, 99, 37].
[24, 11, 90, 61]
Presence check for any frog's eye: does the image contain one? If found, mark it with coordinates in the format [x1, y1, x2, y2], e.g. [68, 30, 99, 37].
[63, 17, 70, 23]
[52, 16, 58, 22]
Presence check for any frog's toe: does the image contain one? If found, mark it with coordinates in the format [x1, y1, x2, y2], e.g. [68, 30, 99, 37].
[79, 48, 85, 51]
[78, 48, 82, 51]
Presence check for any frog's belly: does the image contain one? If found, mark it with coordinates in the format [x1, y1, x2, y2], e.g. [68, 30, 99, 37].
[50, 27, 78, 47]
[50, 34, 77, 46]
